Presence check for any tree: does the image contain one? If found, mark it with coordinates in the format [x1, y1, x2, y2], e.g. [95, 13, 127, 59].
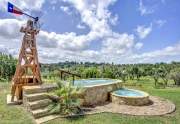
[153, 71, 159, 87]
[121, 70, 128, 83]
[127, 67, 134, 80]
[101, 66, 115, 78]
[0, 53, 17, 81]
[170, 69, 180, 86]
[82, 67, 100, 78]
[158, 66, 169, 86]
[152, 66, 169, 88]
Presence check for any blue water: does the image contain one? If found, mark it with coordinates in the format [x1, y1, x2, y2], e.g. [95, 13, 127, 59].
[73, 79, 117, 87]
[114, 88, 144, 97]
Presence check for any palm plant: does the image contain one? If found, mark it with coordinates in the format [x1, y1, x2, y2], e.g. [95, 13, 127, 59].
[48, 81, 84, 115]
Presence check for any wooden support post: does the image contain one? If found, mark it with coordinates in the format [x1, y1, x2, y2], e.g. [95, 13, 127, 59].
[60, 71, 62, 80]
[72, 76, 75, 85]
[63, 74, 65, 80]
[58, 69, 81, 85]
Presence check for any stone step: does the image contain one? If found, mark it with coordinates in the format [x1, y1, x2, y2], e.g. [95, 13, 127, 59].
[35, 114, 60, 124]
[29, 99, 52, 110]
[23, 84, 57, 94]
[23, 86, 47, 94]
[24, 93, 48, 102]
[32, 107, 50, 119]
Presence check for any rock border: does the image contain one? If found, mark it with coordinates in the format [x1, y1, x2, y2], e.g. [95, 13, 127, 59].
[35, 96, 176, 124]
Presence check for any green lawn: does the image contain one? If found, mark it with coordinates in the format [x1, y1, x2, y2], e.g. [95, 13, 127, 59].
[0, 83, 34, 124]
[0, 77, 180, 124]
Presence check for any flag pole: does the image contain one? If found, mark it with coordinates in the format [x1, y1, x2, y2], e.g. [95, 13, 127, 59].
[23, 12, 36, 20]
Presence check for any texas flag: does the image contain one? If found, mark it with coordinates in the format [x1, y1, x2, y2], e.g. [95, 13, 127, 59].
[7, 2, 23, 15]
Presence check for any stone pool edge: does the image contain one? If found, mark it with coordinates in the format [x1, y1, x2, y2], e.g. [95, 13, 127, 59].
[111, 88, 150, 106]
[111, 88, 149, 98]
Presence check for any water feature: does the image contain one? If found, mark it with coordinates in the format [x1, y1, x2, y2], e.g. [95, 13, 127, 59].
[74, 79, 118, 87]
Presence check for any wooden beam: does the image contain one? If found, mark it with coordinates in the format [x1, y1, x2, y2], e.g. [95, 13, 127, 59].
[58, 69, 81, 85]
[58, 69, 81, 77]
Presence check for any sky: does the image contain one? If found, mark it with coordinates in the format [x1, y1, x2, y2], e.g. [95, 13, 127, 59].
[0, 0, 180, 64]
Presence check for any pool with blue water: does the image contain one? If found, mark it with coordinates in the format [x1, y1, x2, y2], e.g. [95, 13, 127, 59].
[113, 88, 146, 97]
[73, 79, 118, 87]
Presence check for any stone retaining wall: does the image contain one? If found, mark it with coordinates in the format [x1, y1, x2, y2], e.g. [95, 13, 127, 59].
[82, 81, 122, 106]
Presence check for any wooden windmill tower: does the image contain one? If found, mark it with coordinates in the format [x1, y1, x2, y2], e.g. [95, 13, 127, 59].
[7, 2, 43, 102]
[11, 19, 42, 101]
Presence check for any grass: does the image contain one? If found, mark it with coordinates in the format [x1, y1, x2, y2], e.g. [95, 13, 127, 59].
[0, 77, 180, 124]
[0, 82, 34, 124]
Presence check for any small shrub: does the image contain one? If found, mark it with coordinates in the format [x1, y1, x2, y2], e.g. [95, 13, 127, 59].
[48, 81, 84, 115]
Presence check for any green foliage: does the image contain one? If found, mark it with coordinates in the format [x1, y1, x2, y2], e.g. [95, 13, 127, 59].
[152, 66, 170, 88]
[102, 66, 116, 78]
[0, 53, 17, 81]
[82, 67, 100, 78]
[48, 81, 83, 115]
[0, 52, 179, 87]
[153, 70, 159, 87]
[116, 69, 128, 82]
[171, 73, 180, 85]
[41, 61, 180, 87]
[170, 68, 180, 86]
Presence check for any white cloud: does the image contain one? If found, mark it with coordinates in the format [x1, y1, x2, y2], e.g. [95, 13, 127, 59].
[65, 0, 115, 32]
[38, 31, 93, 51]
[0, 19, 26, 57]
[102, 33, 134, 55]
[138, 0, 154, 16]
[0, 18, 179, 64]
[131, 42, 180, 63]
[155, 19, 166, 27]
[0, 1, 179, 64]
[60, 6, 71, 15]
[135, 42, 143, 49]
[135, 24, 152, 39]
[77, 24, 86, 29]
[0, 19, 25, 39]
[50, 0, 57, 5]
[110, 14, 118, 25]
[0, 0, 136, 64]
[0, 21, 82, 63]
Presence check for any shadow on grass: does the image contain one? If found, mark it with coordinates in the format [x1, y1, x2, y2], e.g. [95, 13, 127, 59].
[66, 114, 86, 121]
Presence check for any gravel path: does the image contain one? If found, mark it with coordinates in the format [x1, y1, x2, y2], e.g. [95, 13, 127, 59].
[83, 96, 176, 116]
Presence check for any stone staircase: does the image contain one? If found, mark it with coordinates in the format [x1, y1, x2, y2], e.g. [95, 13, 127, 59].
[23, 84, 57, 119]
